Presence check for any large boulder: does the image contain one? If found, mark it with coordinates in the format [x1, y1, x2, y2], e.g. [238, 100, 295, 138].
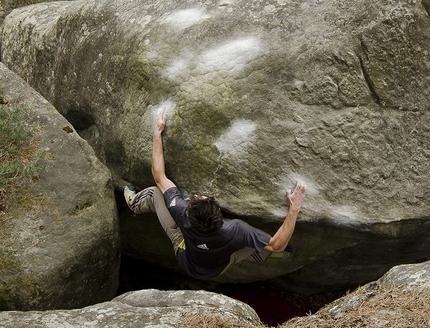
[1, 0, 429, 291]
[288, 260, 430, 327]
[0, 63, 120, 310]
[1, 261, 429, 327]
[0, 289, 262, 327]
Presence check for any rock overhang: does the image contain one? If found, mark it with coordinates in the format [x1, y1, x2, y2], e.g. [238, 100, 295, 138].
[1, 0, 429, 290]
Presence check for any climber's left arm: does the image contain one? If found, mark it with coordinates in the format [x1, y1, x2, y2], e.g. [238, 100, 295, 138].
[264, 180, 306, 253]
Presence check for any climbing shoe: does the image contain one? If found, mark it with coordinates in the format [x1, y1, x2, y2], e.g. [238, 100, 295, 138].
[124, 183, 136, 209]
[269, 246, 293, 259]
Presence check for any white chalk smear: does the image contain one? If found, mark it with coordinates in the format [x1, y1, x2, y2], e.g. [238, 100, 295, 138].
[164, 8, 208, 30]
[150, 100, 176, 121]
[163, 36, 263, 81]
[215, 119, 256, 156]
[270, 174, 372, 225]
[270, 173, 318, 218]
[164, 57, 191, 80]
[196, 37, 262, 74]
[271, 207, 289, 219]
[273, 173, 319, 199]
[330, 205, 370, 225]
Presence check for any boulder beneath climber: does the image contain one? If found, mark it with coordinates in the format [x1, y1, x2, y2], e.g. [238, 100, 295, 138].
[1, 0, 429, 291]
[0, 289, 262, 327]
[1, 260, 429, 327]
[0, 63, 120, 310]
[289, 260, 430, 327]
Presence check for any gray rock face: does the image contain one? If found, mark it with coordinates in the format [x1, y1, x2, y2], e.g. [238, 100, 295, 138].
[0, 63, 120, 310]
[378, 260, 430, 290]
[1, 0, 429, 291]
[293, 260, 430, 327]
[0, 261, 429, 327]
[0, 289, 261, 327]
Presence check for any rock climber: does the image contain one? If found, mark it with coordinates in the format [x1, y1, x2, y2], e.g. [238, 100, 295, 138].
[124, 107, 307, 279]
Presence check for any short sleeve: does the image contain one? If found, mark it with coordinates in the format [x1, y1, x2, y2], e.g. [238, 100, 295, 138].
[229, 220, 271, 253]
[163, 187, 189, 226]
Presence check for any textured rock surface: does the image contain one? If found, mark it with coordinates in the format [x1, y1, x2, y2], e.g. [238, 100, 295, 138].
[0, 63, 120, 310]
[0, 289, 261, 327]
[1, 0, 429, 291]
[0, 261, 429, 327]
[289, 260, 430, 327]
[378, 260, 430, 290]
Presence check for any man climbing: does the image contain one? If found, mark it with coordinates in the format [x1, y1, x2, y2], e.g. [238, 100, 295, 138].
[124, 107, 307, 280]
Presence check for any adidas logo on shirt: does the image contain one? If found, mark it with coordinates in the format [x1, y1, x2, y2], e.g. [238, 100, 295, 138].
[197, 243, 209, 250]
[170, 198, 176, 207]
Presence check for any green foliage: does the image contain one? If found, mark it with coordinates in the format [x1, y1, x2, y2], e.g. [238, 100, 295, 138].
[0, 101, 39, 191]
[0, 251, 37, 310]
[0, 98, 46, 310]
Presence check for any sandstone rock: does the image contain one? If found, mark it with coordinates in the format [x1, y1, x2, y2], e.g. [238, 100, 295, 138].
[287, 260, 430, 327]
[0, 63, 120, 310]
[0, 261, 429, 327]
[1, 0, 429, 291]
[0, 289, 261, 327]
[378, 260, 430, 290]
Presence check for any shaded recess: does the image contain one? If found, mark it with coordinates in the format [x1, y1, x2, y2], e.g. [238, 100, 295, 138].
[64, 109, 106, 162]
[114, 189, 345, 326]
[65, 110, 96, 131]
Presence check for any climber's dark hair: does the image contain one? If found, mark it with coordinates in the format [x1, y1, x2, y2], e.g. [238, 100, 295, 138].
[188, 194, 224, 233]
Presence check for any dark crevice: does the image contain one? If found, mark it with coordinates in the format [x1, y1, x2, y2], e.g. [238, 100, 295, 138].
[116, 254, 346, 326]
[114, 190, 347, 326]
[65, 110, 96, 131]
[64, 109, 107, 162]
[422, 0, 430, 17]
[357, 40, 382, 106]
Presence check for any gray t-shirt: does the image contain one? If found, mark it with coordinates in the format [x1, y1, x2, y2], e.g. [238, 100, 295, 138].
[164, 187, 271, 279]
